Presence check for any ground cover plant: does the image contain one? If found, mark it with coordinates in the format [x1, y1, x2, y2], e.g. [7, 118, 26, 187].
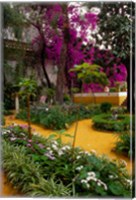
[16, 103, 102, 130]
[114, 131, 134, 158]
[2, 124, 132, 197]
[92, 114, 130, 132]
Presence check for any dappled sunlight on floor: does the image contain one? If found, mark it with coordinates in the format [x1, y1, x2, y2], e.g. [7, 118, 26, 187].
[1, 115, 132, 196]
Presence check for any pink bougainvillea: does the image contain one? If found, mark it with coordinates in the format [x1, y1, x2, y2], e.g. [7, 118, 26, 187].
[31, 3, 127, 93]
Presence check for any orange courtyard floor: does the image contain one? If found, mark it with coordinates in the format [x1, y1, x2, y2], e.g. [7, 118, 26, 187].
[1, 115, 132, 197]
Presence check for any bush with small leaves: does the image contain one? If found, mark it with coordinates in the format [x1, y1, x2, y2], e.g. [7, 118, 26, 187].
[100, 102, 112, 113]
[92, 114, 130, 132]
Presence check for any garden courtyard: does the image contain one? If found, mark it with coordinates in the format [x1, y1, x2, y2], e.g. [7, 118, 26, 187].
[2, 1, 134, 198]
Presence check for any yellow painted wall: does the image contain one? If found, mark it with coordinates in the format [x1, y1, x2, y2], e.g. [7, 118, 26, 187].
[73, 94, 126, 105]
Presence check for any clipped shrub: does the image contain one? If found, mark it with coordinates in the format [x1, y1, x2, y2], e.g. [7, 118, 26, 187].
[100, 102, 112, 113]
[2, 125, 132, 197]
[92, 114, 130, 132]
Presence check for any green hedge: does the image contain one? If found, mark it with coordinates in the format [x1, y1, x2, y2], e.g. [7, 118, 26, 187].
[92, 114, 130, 132]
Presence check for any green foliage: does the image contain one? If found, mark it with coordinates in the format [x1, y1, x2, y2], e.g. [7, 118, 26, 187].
[19, 78, 37, 96]
[100, 102, 112, 113]
[92, 114, 130, 132]
[4, 83, 15, 110]
[110, 87, 117, 92]
[40, 106, 68, 130]
[2, 127, 132, 197]
[70, 63, 109, 86]
[114, 132, 134, 158]
[71, 87, 80, 94]
[16, 104, 102, 130]
[95, 2, 134, 59]
[63, 93, 71, 102]
[3, 140, 71, 197]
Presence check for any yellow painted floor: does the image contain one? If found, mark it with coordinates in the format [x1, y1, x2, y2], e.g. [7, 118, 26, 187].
[1, 115, 132, 197]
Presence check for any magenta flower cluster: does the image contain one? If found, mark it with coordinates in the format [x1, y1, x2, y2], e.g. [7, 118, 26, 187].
[32, 4, 127, 92]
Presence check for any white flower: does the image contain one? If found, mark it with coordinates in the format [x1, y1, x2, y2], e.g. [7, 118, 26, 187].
[49, 150, 53, 154]
[2, 131, 7, 135]
[52, 141, 58, 145]
[81, 179, 87, 184]
[87, 172, 96, 177]
[98, 180, 108, 191]
[61, 145, 71, 151]
[76, 166, 83, 171]
[84, 151, 90, 155]
[89, 177, 97, 182]
[76, 156, 81, 159]
[86, 183, 90, 188]
[86, 176, 92, 181]
[52, 144, 58, 150]
[45, 108, 49, 111]
[109, 175, 114, 179]
[47, 147, 51, 150]
[97, 182, 101, 186]
[58, 150, 64, 156]
[126, 179, 132, 185]
[103, 183, 108, 191]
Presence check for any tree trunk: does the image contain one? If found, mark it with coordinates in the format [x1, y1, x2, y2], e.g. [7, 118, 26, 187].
[27, 95, 32, 139]
[56, 43, 67, 103]
[41, 47, 52, 88]
[15, 93, 19, 114]
[55, 4, 69, 103]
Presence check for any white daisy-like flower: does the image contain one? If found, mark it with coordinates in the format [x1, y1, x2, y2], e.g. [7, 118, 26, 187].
[81, 179, 87, 184]
[2, 131, 7, 135]
[52, 144, 58, 150]
[58, 150, 64, 156]
[109, 175, 114, 179]
[76, 166, 83, 171]
[97, 182, 101, 186]
[86, 183, 90, 188]
[61, 145, 71, 151]
[76, 155, 81, 159]
[52, 141, 58, 145]
[87, 172, 96, 177]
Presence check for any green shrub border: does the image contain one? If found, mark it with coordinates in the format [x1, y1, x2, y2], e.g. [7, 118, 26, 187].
[92, 114, 130, 132]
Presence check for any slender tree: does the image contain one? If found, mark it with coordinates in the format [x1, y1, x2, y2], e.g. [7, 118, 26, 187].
[92, 2, 135, 113]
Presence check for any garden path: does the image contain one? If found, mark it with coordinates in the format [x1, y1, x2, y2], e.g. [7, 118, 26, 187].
[2, 115, 132, 197]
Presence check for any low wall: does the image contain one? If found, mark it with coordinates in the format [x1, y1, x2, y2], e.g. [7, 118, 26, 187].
[73, 92, 127, 105]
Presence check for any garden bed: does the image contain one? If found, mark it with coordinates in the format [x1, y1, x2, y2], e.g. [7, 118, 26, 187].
[16, 104, 101, 130]
[2, 124, 132, 197]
